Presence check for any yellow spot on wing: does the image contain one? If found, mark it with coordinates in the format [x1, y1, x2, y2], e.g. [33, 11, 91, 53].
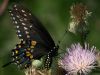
[30, 55, 33, 59]
[18, 45, 21, 48]
[30, 46, 34, 48]
[31, 41, 37, 46]
[15, 50, 19, 54]
[27, 48, 30, 50]
[26, 51, 31, 56]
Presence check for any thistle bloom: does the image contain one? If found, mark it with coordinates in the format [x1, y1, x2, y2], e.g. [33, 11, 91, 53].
[59, 43, 97, 75]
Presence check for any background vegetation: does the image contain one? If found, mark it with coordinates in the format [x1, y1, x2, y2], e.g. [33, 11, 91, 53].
[0, 0, 100, 75]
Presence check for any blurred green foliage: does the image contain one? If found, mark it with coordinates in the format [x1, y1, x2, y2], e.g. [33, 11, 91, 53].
[0, 0, 100, 75]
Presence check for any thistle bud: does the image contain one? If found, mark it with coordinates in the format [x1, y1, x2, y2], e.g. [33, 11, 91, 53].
[68, 3, 91, 35]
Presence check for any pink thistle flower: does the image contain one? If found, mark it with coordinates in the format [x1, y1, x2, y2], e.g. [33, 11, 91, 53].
[59, 43, 97, 75]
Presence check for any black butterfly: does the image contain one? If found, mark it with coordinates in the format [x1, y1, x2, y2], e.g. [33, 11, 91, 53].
[3, 4, 59, 69]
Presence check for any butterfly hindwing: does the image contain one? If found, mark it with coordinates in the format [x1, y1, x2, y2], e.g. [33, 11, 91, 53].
[11, 40, 48, 69]
[11, 40, 34, 69]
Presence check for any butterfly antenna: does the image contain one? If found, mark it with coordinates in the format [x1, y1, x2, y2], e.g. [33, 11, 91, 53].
[58, 29, 67, 46]
[55, 52, 64, 59]
[55, 47, 66, 59]
[59, 47, 65, 51]
[2, 61, 13, 68]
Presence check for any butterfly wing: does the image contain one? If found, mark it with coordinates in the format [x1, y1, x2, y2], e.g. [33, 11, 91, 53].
[7, 4, 57, 69]
[11, 40, 47, 69]
[9, 4, 55, 49]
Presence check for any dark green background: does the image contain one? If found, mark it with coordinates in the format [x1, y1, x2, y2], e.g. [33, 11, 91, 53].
[0, 0, 100, 75]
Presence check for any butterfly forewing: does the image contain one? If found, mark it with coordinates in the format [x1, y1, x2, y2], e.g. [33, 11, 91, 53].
[9, 9, 40, 41]
[9, 4, 55, 48]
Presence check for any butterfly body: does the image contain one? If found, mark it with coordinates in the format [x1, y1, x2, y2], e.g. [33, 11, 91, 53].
[44, 45, 59, 69]
[3, 4, 59, 69]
